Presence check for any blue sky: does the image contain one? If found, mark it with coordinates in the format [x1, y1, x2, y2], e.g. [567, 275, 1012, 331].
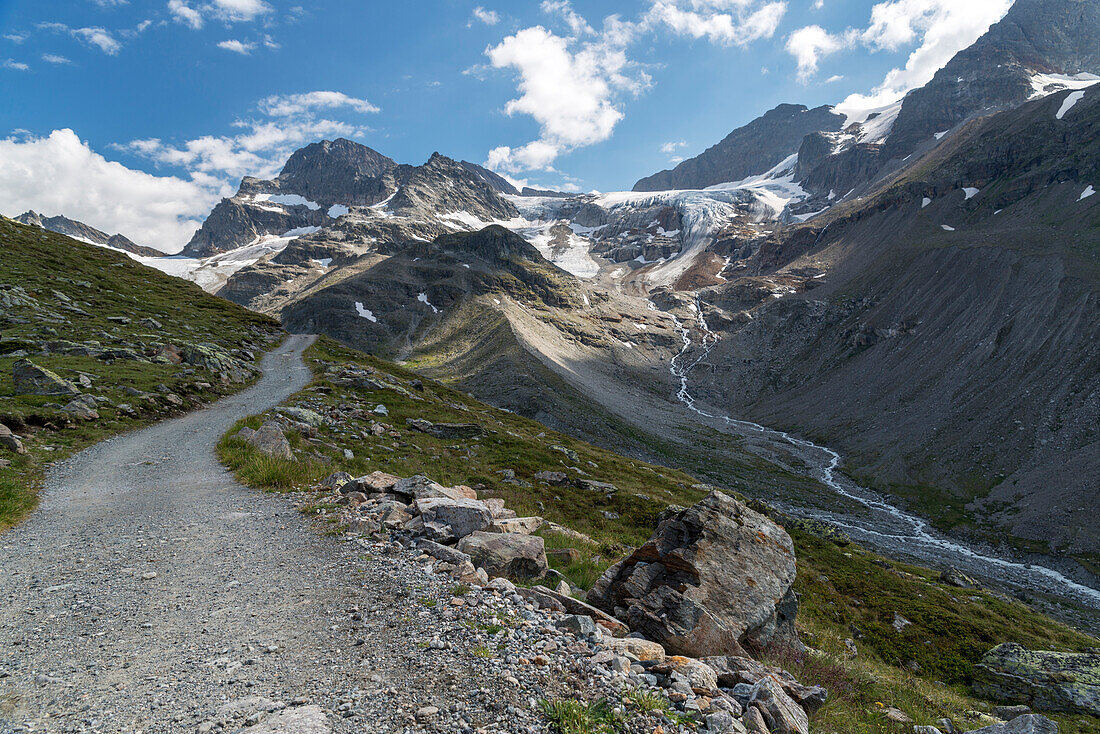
[0, 0, 1011, 249]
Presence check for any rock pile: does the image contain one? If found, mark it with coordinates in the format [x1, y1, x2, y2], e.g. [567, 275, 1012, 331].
[306, 470, 827, 733]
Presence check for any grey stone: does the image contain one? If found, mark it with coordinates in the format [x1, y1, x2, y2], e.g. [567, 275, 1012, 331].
[457, 531, 548, 580]
[974, 642, 1100, 716]
[416, 498, 492, 543]
[13, 359, 79, 396]
[965, 714, 1060, 734]
[246, 421, 293, 460]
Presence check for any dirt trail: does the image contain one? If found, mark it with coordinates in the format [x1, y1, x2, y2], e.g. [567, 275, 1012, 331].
[0, 335, 548, 733]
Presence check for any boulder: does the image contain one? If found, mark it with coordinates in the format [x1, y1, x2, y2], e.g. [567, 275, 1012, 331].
[742, 706, 770, 733]
[489, 516, 544, 535]
[533, 470, 569, 485]
[749, 676, 808, 734]
[457, 531, 547, 580]
[483, 498, 516, 519]
[320, 471, 352, 490]
[416, 498, 493, 543]
[394, 475, 468, 502]
[587, 491, 799, 658]
[0, 424, 26, 455]
[973, 642, 1099, 716]
[61, 394, 99, 420]
[966, 714, 1060, 734]
[404, 418, 487, 438]
[246, 421, 293, 460]
[274, 406, 325, 427]
[603, 637, 666, 662]
[349, 471, 400, 493]
[13, 359, 79, 396]
[548, 548, 582, 565]
[939, 567, 980, 589]
[703, 656, 826, 715]
[418, 540, 472, 566]
[248, 705, 331, 734]
[652, 656, 719, 691]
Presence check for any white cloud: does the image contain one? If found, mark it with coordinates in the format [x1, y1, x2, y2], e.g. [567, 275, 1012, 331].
[0, 129, 219, 251]
[42, 53, 72, 64]
[72, 26, 122, 54]
[168, 0, 271, 30]
[470, 6, 500, 26]
[660, 139, 687, 154]
[785, 0, 1012, 112]
[4, 33, 28, 43]
[123, 91, 378, 183]
[217, 39, 254, 54]
[482, 0, 784, 173]
[209, 0, 272, 22]
[91, 0, 129, 6]
[785, 25, 855, 82]
[485, 22, 648, 173]
[645, 0, 788, 46]
[258, 90, 380, 117]
[812, 0, 824, 8]
[2, 59, 29, 71]
[825, 74, 843, 82]
[168, 0, 204, 29]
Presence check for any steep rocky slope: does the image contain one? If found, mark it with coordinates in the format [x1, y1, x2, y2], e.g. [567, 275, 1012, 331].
[686, 88, 1100, 559]
[13, 210, 164, 257]
[633, 104, 844, 191]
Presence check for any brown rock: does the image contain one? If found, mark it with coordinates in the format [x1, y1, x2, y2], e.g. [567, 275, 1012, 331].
[587, 491, 799, 658]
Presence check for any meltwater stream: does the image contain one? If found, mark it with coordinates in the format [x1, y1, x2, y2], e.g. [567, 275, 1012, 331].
[659, 299, 1100, 609]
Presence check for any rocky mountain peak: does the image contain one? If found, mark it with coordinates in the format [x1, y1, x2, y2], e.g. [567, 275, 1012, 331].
[388, 154, 520, 222]
[14, 210, 163, 257]
[883, 0, 1100, 160]
[632, 103, 845, 191]
[275, 138, 397, 206]
[428, 224, 544, 264]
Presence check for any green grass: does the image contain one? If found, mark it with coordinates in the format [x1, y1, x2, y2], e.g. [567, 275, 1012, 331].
[0, 217, 281, 529]
[539, 698, 624, 734]
[218, 335, 1100, 732]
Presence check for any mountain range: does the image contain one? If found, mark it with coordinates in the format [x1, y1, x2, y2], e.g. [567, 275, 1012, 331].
[57, 0, 1100, 580]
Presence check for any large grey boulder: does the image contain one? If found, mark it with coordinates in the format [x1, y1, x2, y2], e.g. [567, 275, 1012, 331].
[966, 714, 1060, 734]
[587, 491, 799, 658]
[13, 359, 79, 396]
[394, 475, 469, 502]
[973, 642, 1099, 716]
[415, 498, 492, 543]
[748, 676, 808, 734]
[0, 424, 26, 455]
[245, 421, 293, 460]
[457, 531, 548, 580]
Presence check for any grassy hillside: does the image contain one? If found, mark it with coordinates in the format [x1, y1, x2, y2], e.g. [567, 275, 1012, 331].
[0, 217, 281, 529]
[220, 336, 1099, 733]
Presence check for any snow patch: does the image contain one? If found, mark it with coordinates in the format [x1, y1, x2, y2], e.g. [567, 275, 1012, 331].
[921, 197, 932, 208]
[418, 292, 440, 314]
[311, 258, 333, 268]
[1030, 72, 1100, 99]
[1056, 90, 1086, 120]
[253, 193, 321, 211]
[941, 224, 955, 231]
[963, 187, 979, 200]
[354, 302, 377, 322]
[933, 130, 949, 140]
[328, 204, 350, 218]
[1081, 185, 1096, 201]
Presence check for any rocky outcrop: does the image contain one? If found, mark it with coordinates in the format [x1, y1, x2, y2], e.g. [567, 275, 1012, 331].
[973, 643, 1100, 716]
[274, 138, 396, 205]
[12, 359, 80, 396]
[587, 491, 799, 658]
[633, 104, 844, 191]
[965, 714, 1061, 734]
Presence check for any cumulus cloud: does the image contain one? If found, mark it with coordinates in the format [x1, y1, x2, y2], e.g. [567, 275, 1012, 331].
[36, 23, 123, 55]
[217, 39, 254, 54]
[42, 53, 72, 64]
[168, 0, 272, 29]
[258, 90, 380, 116]
[2, 59, 30, 71]
[4, 33, 28, 43]
[123, 90, 379, 183]
[0, 129, 219, 251]
[645, 0, 787, 46]
[485, 20, 648, 173]
[785, 25, 856, 82]
[483, 0, 784, 173]
[168, 0, 204, 29]
[469, 6, 500, 26]
[785, 0, 1012, 112]
[660, 140, 687, 154]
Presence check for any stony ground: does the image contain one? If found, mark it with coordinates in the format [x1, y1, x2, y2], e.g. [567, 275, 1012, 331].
[0, 335, 660, 734]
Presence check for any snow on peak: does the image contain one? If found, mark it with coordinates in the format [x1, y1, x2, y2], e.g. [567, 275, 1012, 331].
[328, 204, 350, 218]
[1081, 185, 1096, 201]
[1029, 72, 1100, 99]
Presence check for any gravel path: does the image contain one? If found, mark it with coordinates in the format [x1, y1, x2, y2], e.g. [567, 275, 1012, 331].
[0, 336, 596, 733]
